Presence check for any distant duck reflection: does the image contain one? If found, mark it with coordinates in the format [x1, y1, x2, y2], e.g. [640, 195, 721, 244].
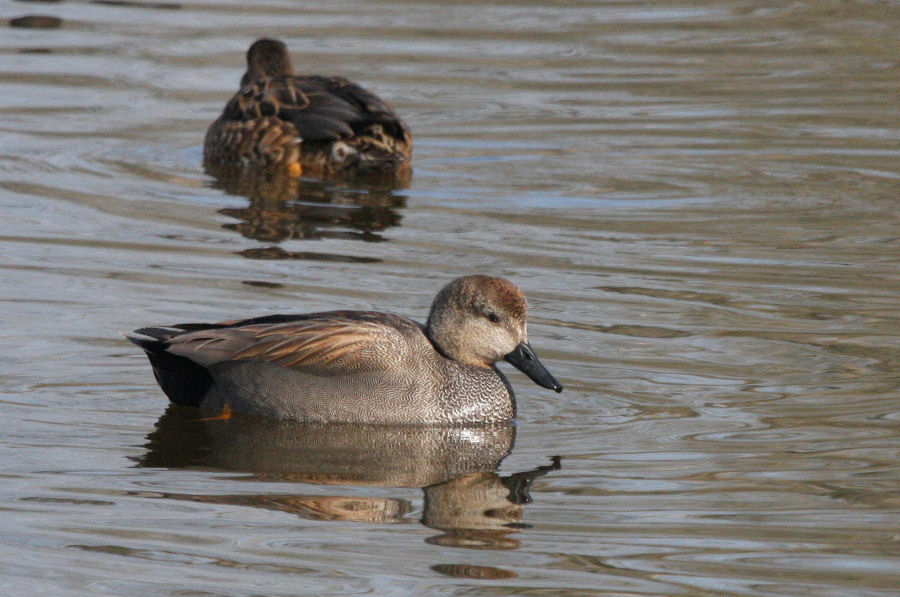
[139, 405, 560, 565]
[208, 167, 407, 259]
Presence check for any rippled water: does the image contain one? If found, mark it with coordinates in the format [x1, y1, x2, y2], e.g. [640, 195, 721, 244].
[2, 1, 899, 595]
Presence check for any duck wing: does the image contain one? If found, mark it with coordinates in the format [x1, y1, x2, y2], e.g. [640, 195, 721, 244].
[138, 311, 425, 375]
[221, 75, 410, 143]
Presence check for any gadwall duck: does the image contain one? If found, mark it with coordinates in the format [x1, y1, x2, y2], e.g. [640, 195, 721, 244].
[126, 276, 562, 424]
[204, 38, 412, 182]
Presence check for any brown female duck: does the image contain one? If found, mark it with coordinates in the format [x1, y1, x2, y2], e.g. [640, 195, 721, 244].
[204, 38, 412, 182]
[126, 276, 562, 425]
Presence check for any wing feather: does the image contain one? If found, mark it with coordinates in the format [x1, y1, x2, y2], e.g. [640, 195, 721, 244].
[220, 74, 408, 143]
[163, 312, 422, 375]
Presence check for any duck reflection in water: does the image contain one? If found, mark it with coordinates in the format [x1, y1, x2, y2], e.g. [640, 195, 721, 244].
[210, 168, 407, 262]
[139, 406, 561, 563]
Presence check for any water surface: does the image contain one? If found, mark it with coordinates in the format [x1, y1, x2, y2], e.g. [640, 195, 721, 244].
[1, 1, 898, 595]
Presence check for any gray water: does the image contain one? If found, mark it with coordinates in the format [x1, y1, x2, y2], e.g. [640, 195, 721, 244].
[1, 1, 899, 595]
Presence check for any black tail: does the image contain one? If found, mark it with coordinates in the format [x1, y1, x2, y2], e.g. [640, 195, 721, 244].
[126, 328, 214, 408]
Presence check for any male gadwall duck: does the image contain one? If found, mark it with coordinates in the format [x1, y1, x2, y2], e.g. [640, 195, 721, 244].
[204, 38, 412, 182]
[126, 276, 562, 425]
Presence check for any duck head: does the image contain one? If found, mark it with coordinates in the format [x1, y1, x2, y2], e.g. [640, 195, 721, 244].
[241, 38, 294, 86]
[426, 275, 563, 392]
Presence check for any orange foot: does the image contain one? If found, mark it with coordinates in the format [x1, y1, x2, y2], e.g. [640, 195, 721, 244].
[287, 162, 303, 178]
[195, 403, 232, 421]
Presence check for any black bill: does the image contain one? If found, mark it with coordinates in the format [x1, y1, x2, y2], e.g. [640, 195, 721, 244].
[504, 342, 563, 393]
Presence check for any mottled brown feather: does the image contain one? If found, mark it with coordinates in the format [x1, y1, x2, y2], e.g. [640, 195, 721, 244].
[203, 38, 412, 183]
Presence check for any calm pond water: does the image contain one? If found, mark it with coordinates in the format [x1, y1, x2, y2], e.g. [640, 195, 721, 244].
[2, 1, 899, 595]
